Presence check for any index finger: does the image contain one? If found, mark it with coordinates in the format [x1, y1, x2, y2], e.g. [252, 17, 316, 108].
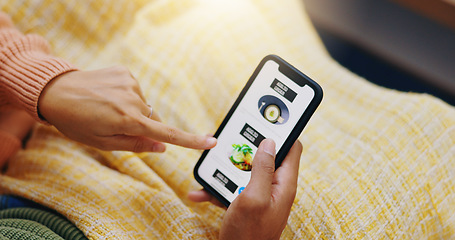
[131, 116, 217, 150]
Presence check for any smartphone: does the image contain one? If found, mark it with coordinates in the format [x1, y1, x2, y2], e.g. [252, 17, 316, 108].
[193, 55, 323, 207]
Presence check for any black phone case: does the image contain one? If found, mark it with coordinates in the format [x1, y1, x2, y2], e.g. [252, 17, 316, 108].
[193, 55, 323, 207]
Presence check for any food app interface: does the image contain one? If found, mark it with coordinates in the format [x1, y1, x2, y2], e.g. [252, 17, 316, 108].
[197, 60, 315, 203]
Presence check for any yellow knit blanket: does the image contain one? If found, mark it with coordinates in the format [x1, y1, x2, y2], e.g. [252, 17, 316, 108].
[1, 0, 454, 239]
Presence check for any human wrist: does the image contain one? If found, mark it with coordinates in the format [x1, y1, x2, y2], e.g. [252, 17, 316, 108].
[17, 55, 77, 124]
[37, 70, 78, 124]
[0, 32, 77, 123]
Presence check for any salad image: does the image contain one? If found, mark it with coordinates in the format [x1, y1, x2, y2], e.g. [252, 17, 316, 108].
[229, 144, 254, 171]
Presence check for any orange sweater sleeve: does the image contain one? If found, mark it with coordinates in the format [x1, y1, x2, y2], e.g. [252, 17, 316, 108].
[0, 12, 78, 165]
[0, 12, 78, 120]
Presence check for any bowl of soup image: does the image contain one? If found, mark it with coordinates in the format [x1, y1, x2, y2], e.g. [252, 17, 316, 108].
[258, 95, 289, 125]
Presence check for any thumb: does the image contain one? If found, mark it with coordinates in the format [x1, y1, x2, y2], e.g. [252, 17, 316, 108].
[245, 139, 276, 200]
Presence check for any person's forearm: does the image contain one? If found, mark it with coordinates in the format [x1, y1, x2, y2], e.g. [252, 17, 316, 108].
[0, 12, 77, 121]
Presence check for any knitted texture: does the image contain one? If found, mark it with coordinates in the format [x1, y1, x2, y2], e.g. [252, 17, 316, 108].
[0, 218, 63, 240]
[0, 0, 454, 239]
[0, 12, 77, 122]
[0, 208, 87, 240]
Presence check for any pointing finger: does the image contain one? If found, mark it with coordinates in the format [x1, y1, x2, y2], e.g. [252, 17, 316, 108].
[128, 116, 217, 150]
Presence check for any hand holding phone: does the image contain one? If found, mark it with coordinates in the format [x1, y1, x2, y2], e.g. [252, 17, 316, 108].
[189, 139, 303, 239]
[219, 139, 302, 240]
[193, 55, 323, 207]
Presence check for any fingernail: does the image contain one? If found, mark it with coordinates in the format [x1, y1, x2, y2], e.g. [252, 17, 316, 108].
[205, 137, 217, 148]
[153, 143, 166, 152]
[262, 139, 276, 157]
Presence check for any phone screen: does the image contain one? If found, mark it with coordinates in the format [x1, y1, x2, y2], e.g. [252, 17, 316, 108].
[194, 55, 322, 206]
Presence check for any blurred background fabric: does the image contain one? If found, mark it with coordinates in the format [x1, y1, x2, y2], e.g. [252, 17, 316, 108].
[1, 0, 454, 239]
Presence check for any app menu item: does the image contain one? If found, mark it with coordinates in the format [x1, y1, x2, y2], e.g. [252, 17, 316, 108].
[196, 58, 316, 204]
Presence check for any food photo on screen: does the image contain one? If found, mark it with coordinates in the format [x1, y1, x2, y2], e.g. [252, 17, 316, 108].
[229, 143, 255, 171]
